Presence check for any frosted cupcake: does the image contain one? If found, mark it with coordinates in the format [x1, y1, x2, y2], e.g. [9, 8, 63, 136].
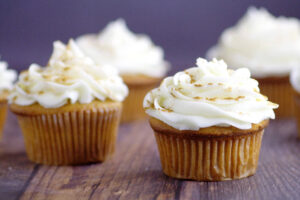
[144, 58, 278, 181]
[207, 7, 300, 117]
[9, 40, 128, 165]
[77, 19, 169, 122]
[0, 61, 17, 138]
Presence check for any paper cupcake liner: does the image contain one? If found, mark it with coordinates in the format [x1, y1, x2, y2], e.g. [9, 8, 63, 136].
[13, 103, 121, 165]
[0, 100, 7, 139]
[258, 77, 293, 118]
[121, 83, 158, 123]
[154, 130, 264, 181]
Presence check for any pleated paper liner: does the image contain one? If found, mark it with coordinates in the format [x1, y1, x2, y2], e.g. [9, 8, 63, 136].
[121, 75, 161, 123]
[256, 76, 293, 118]
[10, 101, 122, 165]
[293, 90, 300, 138]
[0, 100, 8, 139]
[150, 117, 268, 181]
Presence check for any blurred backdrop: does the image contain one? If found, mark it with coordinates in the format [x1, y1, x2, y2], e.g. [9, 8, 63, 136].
[1, 0, 300, 74]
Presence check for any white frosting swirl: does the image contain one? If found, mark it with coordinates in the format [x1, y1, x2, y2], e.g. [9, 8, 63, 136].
[0, 61, 17, 94]
[144, 58, 278, 130]
[76, 19, 169, 77]
[207, 7, 300, 78]
[9, 40, 128, 108]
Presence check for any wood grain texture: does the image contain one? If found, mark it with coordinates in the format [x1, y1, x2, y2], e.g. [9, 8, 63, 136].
[0, 110, 300, 200]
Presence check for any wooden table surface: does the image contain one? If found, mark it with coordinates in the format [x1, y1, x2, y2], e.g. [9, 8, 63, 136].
[0, 111, 300, 200]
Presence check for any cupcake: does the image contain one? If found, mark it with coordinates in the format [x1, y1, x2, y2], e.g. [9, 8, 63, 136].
[207, 7, 300, 117]
[144, 58, 278, 181]
[9, 40, 128, 165]
[290, 67, 300, 137]
[77, 19, 169, 122]
[0, 61, 17, 138]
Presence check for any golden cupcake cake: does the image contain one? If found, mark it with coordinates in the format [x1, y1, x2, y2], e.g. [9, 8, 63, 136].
[207, 7, 300, 117]
[77, 19, 169, 122]
[144, 58, 278, 181]
[9, 40, 128, 165]
[0, 61, 17, 138]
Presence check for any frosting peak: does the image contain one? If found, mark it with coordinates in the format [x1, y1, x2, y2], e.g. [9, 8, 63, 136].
[0, 61, 17, 94]
[76, 19, 169, 77]
[207, 7, 300, 77]
[195, 58, 228, 76]
[144, 58, 278, 130]
[9, 40, 128, 108]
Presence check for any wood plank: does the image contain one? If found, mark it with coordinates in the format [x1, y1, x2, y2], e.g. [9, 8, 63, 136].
[20, 122, 179, 200]
[0, 111, 299, 200]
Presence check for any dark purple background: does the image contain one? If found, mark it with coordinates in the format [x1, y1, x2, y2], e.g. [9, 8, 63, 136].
[1, 0, 300, 74]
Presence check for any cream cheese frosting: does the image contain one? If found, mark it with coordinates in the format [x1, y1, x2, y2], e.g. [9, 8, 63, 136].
[9, 40, 128, 108]
[0, 61, 17, 94]
[207, 7, 300, 78]
[76, 19, 169, 77]
[144, 58, 278, 130]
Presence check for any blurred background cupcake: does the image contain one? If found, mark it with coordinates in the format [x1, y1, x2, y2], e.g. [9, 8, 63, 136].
[0, 61, 16, 138]
[76, 19, 170, 122]
[207, 7, 300, 118]
[9, 40, 128, 165]
[290, 66, 300, 137]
